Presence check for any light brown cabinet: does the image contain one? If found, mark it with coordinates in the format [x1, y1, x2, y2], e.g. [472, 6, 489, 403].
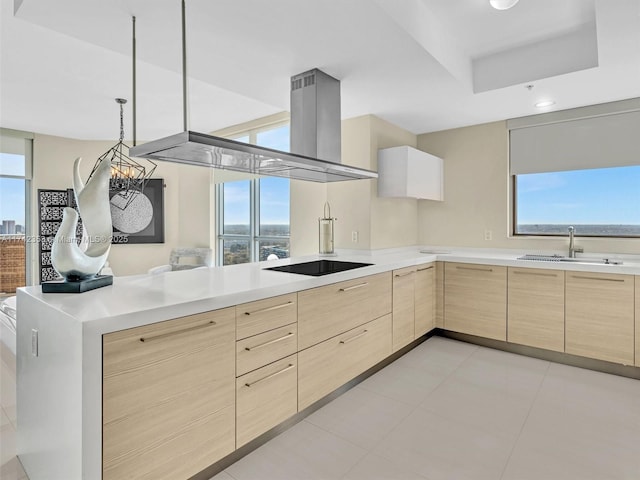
[392, 266, 416, 351]
[566, 272, 635, 365]
[415, 263, 436, 337]
[507, 267, 565, 352]
[444, 262, 507, 341]
[435, 261, 445, 328]
[235, 294, 298, 447]
[298, 314, 392, 410]
[298, 272, 392, 350]
[236, 354, 298, 447]
[102, 308, 236, 480]
[636, 276, 639, 367]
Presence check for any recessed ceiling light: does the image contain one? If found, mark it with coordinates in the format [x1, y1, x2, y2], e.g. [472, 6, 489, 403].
[535, 100, 556, 108]
[489, 0, 520, 10]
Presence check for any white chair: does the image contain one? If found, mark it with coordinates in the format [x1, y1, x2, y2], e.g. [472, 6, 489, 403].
[147, 248, 213, 274]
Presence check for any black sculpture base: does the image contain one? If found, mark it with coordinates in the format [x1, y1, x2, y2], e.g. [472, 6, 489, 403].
[42, 275, 113, 294]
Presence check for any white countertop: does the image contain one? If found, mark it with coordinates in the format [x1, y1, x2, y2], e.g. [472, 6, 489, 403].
[18, 246, 640, 333]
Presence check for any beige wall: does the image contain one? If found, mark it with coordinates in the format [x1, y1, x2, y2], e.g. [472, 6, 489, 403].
[290, 180, 326, 257]
[417, 121, 640, 254]
[369, 116, 419, 250]
[31, 134, 213, 279]
[327, 115, 419, 251]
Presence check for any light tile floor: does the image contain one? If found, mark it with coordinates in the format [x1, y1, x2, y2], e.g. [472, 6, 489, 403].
[214, 337, 640, 480]
[2, 336, 640, 480]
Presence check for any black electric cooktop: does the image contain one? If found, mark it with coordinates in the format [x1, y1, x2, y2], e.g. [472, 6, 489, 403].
[264, 259, 373, 277]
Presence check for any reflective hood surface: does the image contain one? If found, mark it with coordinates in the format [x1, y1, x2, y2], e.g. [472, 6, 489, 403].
[130, 131, 378, 183]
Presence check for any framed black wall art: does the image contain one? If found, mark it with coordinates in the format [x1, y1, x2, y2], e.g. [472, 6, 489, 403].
[110, 178, 165, 244]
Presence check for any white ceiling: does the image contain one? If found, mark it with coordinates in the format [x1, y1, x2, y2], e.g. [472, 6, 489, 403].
[1, 0, 639, 141]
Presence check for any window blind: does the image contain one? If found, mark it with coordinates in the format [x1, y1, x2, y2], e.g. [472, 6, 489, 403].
[508, 98, 640, 175]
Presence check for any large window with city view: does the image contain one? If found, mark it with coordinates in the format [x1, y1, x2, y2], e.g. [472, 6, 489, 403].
[217, 122, 291, 265]
[0, 133, 31, 295]
[514, 166, 640, 237]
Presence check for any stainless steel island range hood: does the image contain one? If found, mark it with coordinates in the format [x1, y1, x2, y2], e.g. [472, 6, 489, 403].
[130, 68, 377, 182]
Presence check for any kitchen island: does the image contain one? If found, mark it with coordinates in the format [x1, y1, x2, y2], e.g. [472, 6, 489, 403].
[16, 247, 640, 480]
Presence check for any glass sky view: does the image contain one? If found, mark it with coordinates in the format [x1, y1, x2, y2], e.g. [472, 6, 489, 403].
[516, 165, 640, 225]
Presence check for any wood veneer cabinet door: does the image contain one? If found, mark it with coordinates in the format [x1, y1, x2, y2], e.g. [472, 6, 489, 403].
[636, 276, 640, 367]
[435, 262, 444, 328]
[507, 267, 565, 352]
[566, 272, 634, 365]
[298, 272, 392, 350]
[298, 314, 392, 410]
[102, 308, 236, 480]
[392, 266, 416, 352]
[415, 263, 436, 337]
[236, 354, 298, 447]
[444, 263, 507, 341]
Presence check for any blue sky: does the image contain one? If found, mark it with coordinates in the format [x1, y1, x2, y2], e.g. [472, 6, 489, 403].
[516, 165, 640, 224]
[223, 125, 291, 225]
[0, 153, 26, 225]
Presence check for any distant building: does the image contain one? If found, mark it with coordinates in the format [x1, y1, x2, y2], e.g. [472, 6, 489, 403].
[15, 224, 25, 234]
[2, 220, 16, 234]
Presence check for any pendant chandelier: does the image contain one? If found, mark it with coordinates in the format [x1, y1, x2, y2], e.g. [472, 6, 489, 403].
[87, 98, 156, 209]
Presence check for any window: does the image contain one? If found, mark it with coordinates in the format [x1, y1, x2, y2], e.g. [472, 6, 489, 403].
[217, 123, 291, 265]
[514, 166, 640, 236]
[1, 131, 33, 294]
[509, 100, 640, 237]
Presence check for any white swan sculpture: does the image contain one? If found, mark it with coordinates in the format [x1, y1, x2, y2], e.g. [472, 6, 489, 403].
[51, 157, 112, 281]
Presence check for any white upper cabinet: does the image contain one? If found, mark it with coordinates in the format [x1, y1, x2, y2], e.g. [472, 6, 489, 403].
[377, 146, 443, 200]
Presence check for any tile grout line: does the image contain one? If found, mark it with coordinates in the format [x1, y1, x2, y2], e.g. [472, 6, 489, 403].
[497, 360, 553, 480]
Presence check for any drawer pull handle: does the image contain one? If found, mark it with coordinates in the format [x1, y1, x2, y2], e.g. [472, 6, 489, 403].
[340, 329, 368, 344]
[571, 275, 626, 283]
[456, 266, 493, 272]
[244, 301, 294, 316]
[417, 266, 434, 271]
[339, 282, 368, 292]
[394, 271, 415, 278]
[139, 321, 216, 343]
[513, 270, 558, 277]
[245, 332, 295, 351]
[245, 364, 295, 387]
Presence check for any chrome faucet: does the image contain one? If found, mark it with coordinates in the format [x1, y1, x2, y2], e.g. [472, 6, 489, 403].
[568, 226, 583, 258]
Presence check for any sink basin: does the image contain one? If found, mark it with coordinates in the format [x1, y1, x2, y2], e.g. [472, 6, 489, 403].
[518, 254, 623, 265]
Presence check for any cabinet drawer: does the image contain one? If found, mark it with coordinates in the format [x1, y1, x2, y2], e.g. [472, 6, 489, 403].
[566, 272, 634, 365]
[236, 323, 298, 376]
[236, 293, 297, 340]
[298, 272, 392, 350]
[103, 308, 235, 480]
[298, 314, 392, 410]
[236, 354, 298, 447]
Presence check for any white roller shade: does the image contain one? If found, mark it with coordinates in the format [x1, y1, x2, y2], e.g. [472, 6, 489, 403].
[509, 100, 640, 175]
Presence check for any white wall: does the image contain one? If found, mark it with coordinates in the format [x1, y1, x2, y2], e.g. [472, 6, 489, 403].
[417, 121, 640, 254]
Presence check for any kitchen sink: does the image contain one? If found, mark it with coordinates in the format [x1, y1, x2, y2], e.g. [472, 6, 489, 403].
[518, 254, 623, 265]
[264, 259, 373, 276]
